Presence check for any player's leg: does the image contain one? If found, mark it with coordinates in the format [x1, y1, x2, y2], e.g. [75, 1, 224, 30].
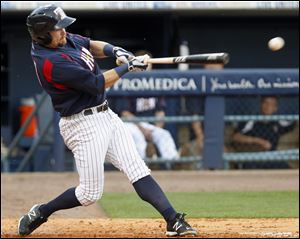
[18, 113, 110, 236]
[105, 109, 197, 236]
[58, 112, 112, 206]
[139, 122, 179, 160]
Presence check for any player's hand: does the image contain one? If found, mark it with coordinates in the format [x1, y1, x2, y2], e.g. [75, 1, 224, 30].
[128, 54, 150, 72]
[113, 47, 134, 64]
[256, 138, 272, 150]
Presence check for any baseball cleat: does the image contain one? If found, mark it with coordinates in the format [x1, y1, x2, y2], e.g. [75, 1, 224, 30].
[166, 213, 198, 236]
[18, 204, 48, 236]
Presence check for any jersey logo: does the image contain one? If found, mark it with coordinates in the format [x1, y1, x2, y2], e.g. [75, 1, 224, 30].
[136, 97, 156, 112]
[81, 47, 94, 71]
[53, 7, 66, 20]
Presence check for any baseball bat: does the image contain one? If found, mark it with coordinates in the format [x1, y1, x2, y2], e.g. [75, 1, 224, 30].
[116, 53, 230, 66]
[146, 53, 230, 65]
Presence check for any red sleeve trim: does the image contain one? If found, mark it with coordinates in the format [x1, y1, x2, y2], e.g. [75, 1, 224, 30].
[43, 59, 68, 90]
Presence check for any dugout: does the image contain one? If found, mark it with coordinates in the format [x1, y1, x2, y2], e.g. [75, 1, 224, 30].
[1, 2, 299, 171]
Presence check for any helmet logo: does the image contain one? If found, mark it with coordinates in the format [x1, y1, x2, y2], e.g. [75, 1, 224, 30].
[53, 7, 66, 20]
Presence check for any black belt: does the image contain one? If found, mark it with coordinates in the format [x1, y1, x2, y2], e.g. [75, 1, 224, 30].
[83, 101, 108, 116]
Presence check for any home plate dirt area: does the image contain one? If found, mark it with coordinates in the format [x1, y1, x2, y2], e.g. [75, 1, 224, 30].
[1, 170, 299, 238]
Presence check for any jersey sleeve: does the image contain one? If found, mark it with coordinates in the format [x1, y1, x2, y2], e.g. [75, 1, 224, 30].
[235, 121, 255, 135]
[44, 55, 104, 96]
[278, 120, 296, 135]
[235, 122, 247, 133]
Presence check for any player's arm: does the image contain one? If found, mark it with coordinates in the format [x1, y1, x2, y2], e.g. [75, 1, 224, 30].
[90, 40, 134, 64]
[103, 55, 149, 88]
[51, 54, 148, 94]
[232, 132, 272, 150]
[89, 40, 111, 58]
[102, 68, 125, 88]
[155, 110, 165, 128]
[192, 120, 204, 146]
[232, 122, 271, 150]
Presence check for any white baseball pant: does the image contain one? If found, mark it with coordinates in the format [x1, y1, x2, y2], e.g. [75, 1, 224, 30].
[59, 107, 151, 206]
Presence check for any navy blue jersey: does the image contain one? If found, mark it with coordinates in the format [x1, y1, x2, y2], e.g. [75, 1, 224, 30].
[236, 120, 295, 150]
[31, 32, 105, 116]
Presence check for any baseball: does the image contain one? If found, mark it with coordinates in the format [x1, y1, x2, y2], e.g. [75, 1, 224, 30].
[268, 37, 285, 51]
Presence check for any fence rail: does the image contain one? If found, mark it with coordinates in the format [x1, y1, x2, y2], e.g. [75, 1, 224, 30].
[122, 114, 299, 123]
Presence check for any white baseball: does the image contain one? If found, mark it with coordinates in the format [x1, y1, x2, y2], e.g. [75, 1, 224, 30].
[268, 37, 285, 51]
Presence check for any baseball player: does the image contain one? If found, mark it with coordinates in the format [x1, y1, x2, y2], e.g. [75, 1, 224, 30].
[18, 4, 197, 237]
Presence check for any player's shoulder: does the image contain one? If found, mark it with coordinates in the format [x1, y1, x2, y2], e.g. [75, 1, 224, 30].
[67, 32, 90, 44]
[31, 44, 58, 61]
[44, 50, 64, 60]
[36, 50, 72, 67]
[67, 32, 82, 40]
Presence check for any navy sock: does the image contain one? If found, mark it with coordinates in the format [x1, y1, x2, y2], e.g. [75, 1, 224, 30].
[39, 187, 81, 218]
[133, 175, 177, 222]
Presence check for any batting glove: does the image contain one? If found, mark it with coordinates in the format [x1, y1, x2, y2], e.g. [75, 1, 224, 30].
[128, 54, 150, 72]
[113, 47, 134, 64]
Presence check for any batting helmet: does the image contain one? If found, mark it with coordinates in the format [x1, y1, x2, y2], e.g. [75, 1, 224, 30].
[26, 4, 76, 45]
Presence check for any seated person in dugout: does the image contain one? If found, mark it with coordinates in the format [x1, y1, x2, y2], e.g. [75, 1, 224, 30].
[111, 50, 179, 160]
[178, 96, 204, 157]
[179, 63, 224, 156]
[112, 96, 179, 160]
[231, 96, 296, 152]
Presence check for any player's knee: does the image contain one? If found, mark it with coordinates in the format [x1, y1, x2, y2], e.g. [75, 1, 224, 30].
[82, 190, 103, 206]
[76, 185, 103, 206]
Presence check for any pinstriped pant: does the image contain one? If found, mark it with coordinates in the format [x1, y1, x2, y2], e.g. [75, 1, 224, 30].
[59, 107, 151, 206]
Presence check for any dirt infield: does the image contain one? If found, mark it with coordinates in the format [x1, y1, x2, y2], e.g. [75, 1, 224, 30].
[1, 170, 299, 238]
[1, 218, 299, 238]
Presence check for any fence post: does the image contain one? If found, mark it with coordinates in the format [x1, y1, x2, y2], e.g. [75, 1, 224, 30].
[203, 96, 225, 169]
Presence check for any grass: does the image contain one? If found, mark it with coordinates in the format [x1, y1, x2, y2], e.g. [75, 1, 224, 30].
[99, 191, 299, 218]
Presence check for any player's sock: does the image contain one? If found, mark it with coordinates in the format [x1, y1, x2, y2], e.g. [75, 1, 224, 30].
[133, 175, 177, 222]
[39, 187, 81, 218]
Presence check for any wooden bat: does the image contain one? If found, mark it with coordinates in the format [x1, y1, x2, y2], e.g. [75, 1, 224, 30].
[146, 53, 230, 65]
[116, 52, 230, 66]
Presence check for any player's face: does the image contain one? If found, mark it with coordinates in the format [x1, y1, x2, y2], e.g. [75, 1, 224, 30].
[261, 97, 278, 115]
[48, 28, 67, 48]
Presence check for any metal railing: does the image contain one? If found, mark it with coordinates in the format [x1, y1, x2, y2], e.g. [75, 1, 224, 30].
[2, 106, 298, 172]
[121, 115, 204, 123]
[1, 91, 48, 172]
[15, 119, 52, 172]
[223, 149, 299, 169]
[121, 114, 299, 124]
[122, 114, 299, 167]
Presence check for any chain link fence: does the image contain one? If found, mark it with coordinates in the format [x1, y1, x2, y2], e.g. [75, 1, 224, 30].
[109, 94, 299, 170]
[224, 94, 299, 169]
